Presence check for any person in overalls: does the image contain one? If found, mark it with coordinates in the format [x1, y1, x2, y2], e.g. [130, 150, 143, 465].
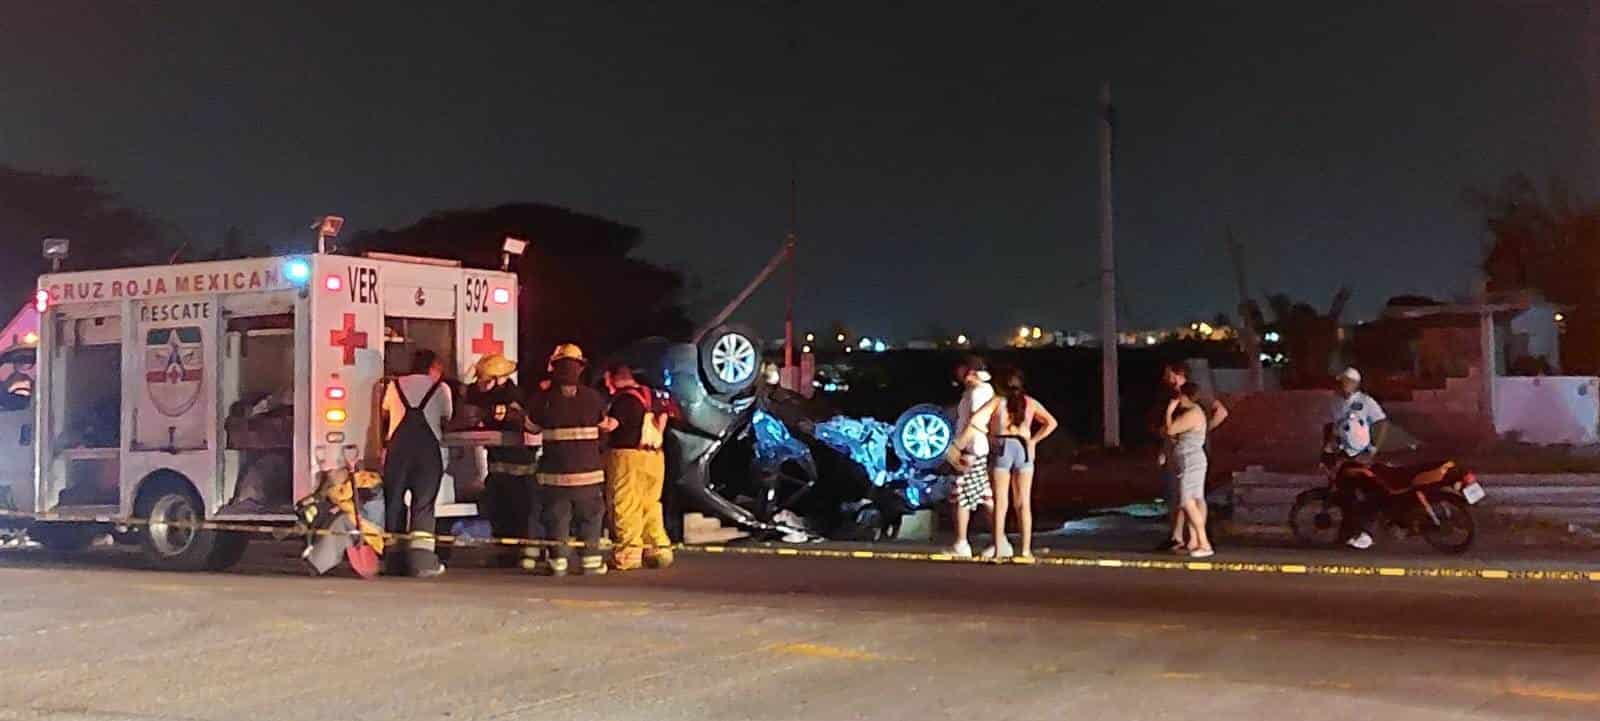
[382, 349, 453, 578]
[466, 352, 537, 567]
[526, 344, 615, 576]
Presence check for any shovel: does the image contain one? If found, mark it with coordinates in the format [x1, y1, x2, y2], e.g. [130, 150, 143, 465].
[342, 465, 380, 580]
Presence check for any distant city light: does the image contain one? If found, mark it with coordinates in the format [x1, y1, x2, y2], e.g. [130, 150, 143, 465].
[858, 337, 873, 350]
[1145, 335, 1157, 345]
[1555, 312, 1566, 322]
[1018, 326, 1029, 339]
[1030, 326, 1042, 339]
[873, 340, 886, 352]
[1264, 331, 1281, 343]
[1197, 322, 1214, 336]
[836, 333, 846, 342]
[956, 334, 969, 345]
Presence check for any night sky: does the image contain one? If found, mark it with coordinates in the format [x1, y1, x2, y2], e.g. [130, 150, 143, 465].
[2, 1, 1593, 342]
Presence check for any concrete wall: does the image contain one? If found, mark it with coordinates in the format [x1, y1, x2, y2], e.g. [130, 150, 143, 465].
[1230, 467, 1600, 528]
[1492, 376, 1599, 446]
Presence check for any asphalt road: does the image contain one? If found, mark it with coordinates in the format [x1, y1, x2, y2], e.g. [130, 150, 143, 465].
[2, 541, 1599, 721]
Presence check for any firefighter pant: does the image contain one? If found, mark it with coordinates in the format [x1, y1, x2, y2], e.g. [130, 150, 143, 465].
[483, 472, 535, 541]
[383, 445, 443, 568]
[542, 483, 605, 566]
[606, 449, 669, 566]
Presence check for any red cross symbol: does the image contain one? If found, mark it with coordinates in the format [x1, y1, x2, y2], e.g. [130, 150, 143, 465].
[329, 313, 368, 366]
[471, 323, 504, 356]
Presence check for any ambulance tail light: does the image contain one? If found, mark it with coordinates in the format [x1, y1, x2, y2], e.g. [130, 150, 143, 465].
[34, 290, 49, 313]
[325, 385, 347, 401]
[492, 287, 512, 304]
[324, 275, 343, 292]
[324, 408, 347, 424]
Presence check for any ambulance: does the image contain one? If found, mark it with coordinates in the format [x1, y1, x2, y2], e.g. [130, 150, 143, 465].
[20, 251, 519, 570]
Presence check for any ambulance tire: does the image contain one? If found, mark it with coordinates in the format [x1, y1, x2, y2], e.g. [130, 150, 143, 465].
[30, 522, 98, 552]
[698, 324, 762, 397]
[204, 532, 250, 571]
[134, 476, 228, 572]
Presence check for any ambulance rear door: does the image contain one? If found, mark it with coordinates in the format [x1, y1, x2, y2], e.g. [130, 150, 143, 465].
[123, 298, 220, 515]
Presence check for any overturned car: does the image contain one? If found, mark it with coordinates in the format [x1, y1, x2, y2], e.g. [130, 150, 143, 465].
[611, 328, 957, 542]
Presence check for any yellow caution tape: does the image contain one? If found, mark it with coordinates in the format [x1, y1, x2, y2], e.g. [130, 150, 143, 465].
[1, 508, 1596, 583]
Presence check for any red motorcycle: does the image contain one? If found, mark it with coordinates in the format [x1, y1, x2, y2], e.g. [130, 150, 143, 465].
[1289, 454, 1485, 554]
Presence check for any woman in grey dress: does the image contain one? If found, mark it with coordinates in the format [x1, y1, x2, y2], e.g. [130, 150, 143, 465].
[1164, 382, 1214, 558]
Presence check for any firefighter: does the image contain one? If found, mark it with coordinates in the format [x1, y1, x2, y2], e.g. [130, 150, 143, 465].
[465, 353, 537, 567]
[381, 349, 453, 578]
[526, 344, 615, 576]
[603, 362, 673, 571]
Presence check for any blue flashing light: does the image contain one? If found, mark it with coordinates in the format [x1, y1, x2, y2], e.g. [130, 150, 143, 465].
[284, 258, 312, 284]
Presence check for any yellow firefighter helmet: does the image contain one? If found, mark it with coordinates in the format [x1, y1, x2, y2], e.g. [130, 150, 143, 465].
[547, 343, 586, 370]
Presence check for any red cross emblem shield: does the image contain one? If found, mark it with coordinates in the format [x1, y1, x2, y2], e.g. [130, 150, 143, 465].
[144, 326, 204, 417]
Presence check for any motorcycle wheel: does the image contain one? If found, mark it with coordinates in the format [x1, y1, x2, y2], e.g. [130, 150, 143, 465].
[1421, 492, 1475, 554]
[1289, 488, 1344, 548]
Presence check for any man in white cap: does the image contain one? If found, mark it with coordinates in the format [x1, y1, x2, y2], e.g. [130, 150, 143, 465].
[943, 355, 997, 559]
[1326, 367, 1389, 549]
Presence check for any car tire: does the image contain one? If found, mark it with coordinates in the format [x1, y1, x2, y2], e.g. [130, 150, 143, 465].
[891, 404, 955, 471]
[698, 324, 762, 397]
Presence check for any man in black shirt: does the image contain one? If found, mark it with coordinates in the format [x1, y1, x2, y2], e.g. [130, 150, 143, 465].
[603, 363, 672, 571]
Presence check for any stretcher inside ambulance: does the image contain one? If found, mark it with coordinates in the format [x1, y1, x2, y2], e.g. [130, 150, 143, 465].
[22, 252, 522, 570]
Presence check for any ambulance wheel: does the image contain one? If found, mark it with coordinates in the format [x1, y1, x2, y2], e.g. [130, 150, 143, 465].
[30, 522, 98, 552]
[892, 404, 955, 471]
[135, 477, 227, 572]
[204, 533, 250, 571]
[699, 324, 762, 396]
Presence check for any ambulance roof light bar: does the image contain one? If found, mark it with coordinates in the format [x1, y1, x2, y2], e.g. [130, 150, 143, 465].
[502, 236, 527, 271]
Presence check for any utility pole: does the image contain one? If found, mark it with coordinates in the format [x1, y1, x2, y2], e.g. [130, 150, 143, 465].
[1098, 83, 1120, 448]
[1477, 277, 1497, 421]
[784, 169, 797, 373]
[1226, 227, 1263, 392]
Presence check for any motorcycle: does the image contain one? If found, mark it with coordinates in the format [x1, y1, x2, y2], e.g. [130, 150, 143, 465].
[1289, 453, 1485, 554]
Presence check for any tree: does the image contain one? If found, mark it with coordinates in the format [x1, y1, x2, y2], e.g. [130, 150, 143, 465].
[1469, 174, 1600, 371]
[1258, 287, 1349, 388]
[0, 166, 175, 305]
[351, 203, 693, 367]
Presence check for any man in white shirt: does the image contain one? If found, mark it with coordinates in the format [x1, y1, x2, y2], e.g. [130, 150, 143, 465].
[944, 355, 995, 558]
[1325, 367, 1389, 550]
[381, 349, 453, 577]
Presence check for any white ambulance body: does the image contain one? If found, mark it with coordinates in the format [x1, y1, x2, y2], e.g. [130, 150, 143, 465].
[24, 252, 517, 569]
